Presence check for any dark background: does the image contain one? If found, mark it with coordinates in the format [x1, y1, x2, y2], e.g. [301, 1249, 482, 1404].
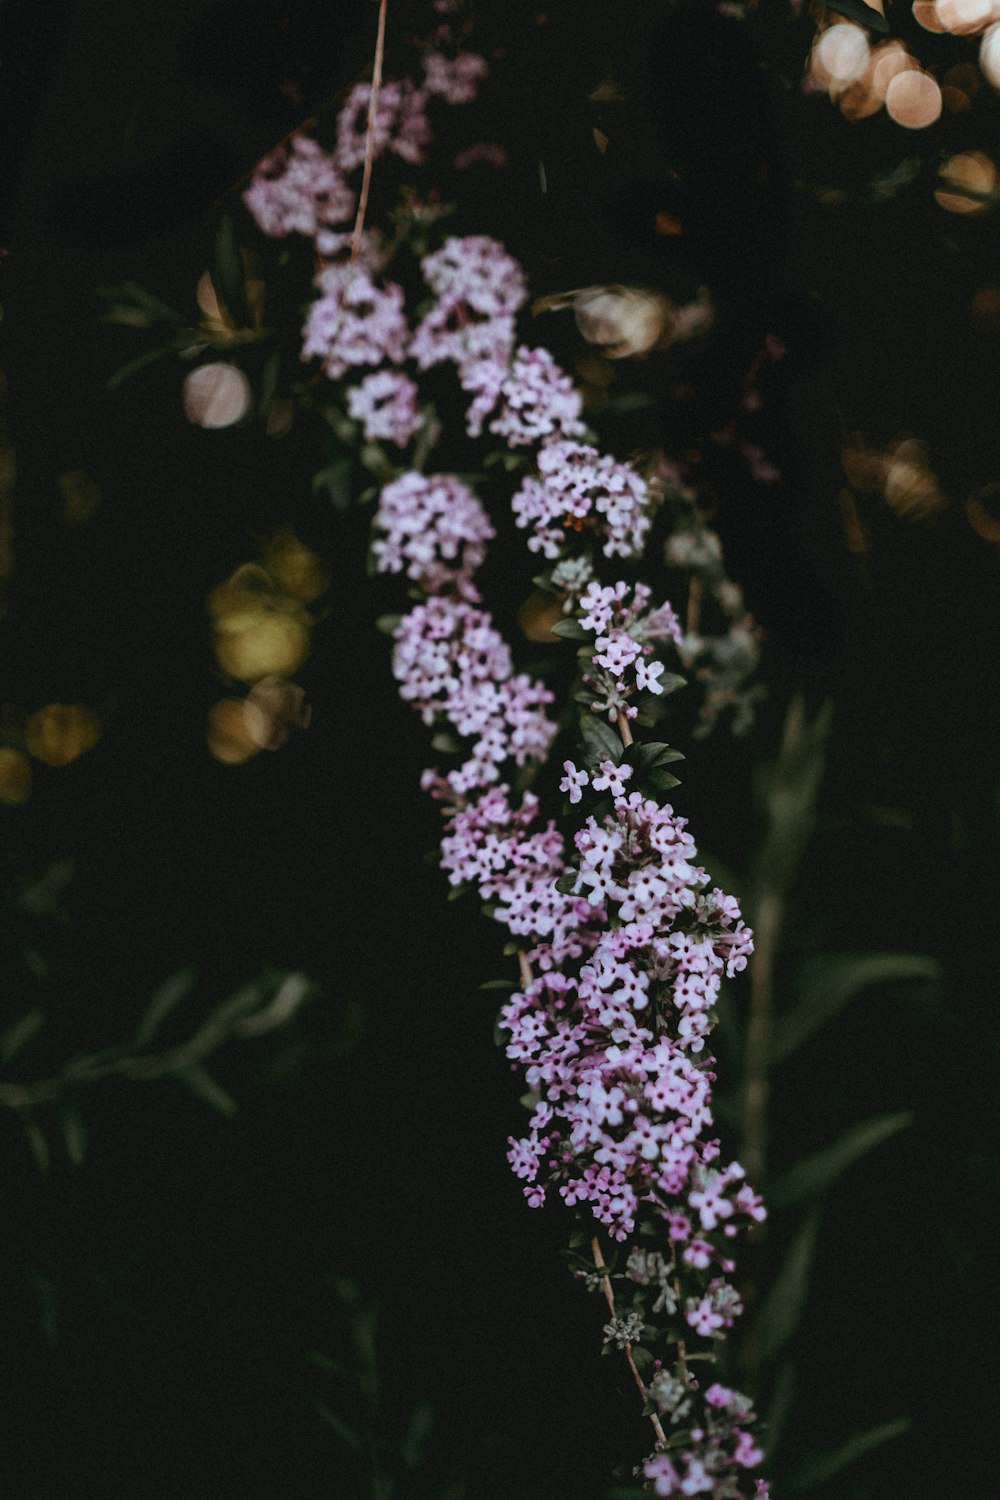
[1, 2, 997, 1496]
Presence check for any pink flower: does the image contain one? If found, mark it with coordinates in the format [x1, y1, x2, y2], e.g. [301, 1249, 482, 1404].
[243, 136, 354, 241]
[301, 266, 408, 380]
[422, 50, 489, 104]
[347, 372, 423, 448]
[335, 79, 432, 173]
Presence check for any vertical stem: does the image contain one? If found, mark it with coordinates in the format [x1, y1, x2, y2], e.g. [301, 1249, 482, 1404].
[615, 710, 634, 749]
[591, 1235, 667, 1447]
[351, 0, 389, 263]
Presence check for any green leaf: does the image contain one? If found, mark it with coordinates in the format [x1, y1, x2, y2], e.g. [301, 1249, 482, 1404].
[401, 1400, 435, 1471]
[654, 672, 687, 697]
[762, 1359, 797, 1463]
[98, 280, 184, 326]
[649, 768, 681, 791]
[375, 614, 401, 636]
[783, 1417, 910, 1496]
[768, 1111, 914, 1209]
[60, 1102, 86, 1166]
[258, 349, 281, 417]
[771, 953, 942, 1066]
[311, 1397, 366, 1453]
[306, 1350, 361, 1386]
[176, 1064, 237, 1117]
[479, 979, 515, 991]
[430, 732, 461, 754]
[313, 458, 354, 509]
[756, 1208, 822, 1366]
[133, 966, 197, 1046]
[210, 212, 250, 327]
[550, 617, 588, 641]
[105, 343, 177, 393]
[580, 713, 624, 767]
[0, 1007, 46, 1065]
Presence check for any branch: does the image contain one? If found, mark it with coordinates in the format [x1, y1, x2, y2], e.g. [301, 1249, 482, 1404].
[351, 0, 389, 264]
[0, 972, 312, 1113]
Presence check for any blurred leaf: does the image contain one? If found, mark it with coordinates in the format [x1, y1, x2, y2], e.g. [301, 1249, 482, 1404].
[0, 1007, 46, 1065]
[313, 458, 354, 509]
[133, 966, 197, 1047]
[757, 1209, 821, 1367]
[175, 1064, 237, 1116]
[312, 1397, 366, 1453]
[771, 953, 941, 1066]
[752, 696, 833, 898]
[401, 1400, 435, 1471]
[210, 213, 250, 327]
[98, 280, 184, 326]
[25, 1270, 60, 1348]
[106, 343, 177, 393]
[307, 1350, 362, 1386]
[20, 1110, 51, 1173]
[768, 1112, 914, 1208]
[763, 1359, 797, 1463]
[258, 348, 281, 417]
[783, 1417, 909, 1496]
[60, 1101, 86, 1165]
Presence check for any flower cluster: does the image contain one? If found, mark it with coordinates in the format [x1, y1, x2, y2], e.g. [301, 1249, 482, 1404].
[575, 581, 684, 722]
[411, 235, 526, 371]
[462, 344, 586, 445]
[392, 595, 557, 795]
[335, 79, 433, 172]
[346, 370, 423, 448]
[511, 439, 654, 560]
[233, 27, 768, 1490]
[372, 471, 494, 594]
[301, 266, 409, 380]
[243, 136, 355, 241]
[422, 50, 489, 104]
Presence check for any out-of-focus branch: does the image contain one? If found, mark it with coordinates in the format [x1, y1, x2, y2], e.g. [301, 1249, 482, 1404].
[0, 971, 313, 1113]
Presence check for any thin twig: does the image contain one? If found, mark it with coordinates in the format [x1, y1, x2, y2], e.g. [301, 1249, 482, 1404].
[351, 0, 389, 264]
[615, 710, 634, 749]
[591, 1235, 667, 1446]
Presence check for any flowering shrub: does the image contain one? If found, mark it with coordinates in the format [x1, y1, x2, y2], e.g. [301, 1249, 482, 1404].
[104, 7, 772, 1491]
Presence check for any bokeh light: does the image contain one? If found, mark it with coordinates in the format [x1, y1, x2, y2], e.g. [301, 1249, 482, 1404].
[206, 698, 261, 765]
[935, 0, 994, 34]
[981, 23, 1000, 88]
[816, 23, 870, 84]
[885, 69, 943, 128]
[24, 704, 101, 766]
[183, 362, 252, 429]
[0, 747, 32, 805]
[935, 152, 996, 213]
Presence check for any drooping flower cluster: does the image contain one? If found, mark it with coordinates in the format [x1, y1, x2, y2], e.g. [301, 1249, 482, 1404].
[512, 439, 654, 559]
[372, 472, 494, 594]
[233, 26, 768, 1491]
